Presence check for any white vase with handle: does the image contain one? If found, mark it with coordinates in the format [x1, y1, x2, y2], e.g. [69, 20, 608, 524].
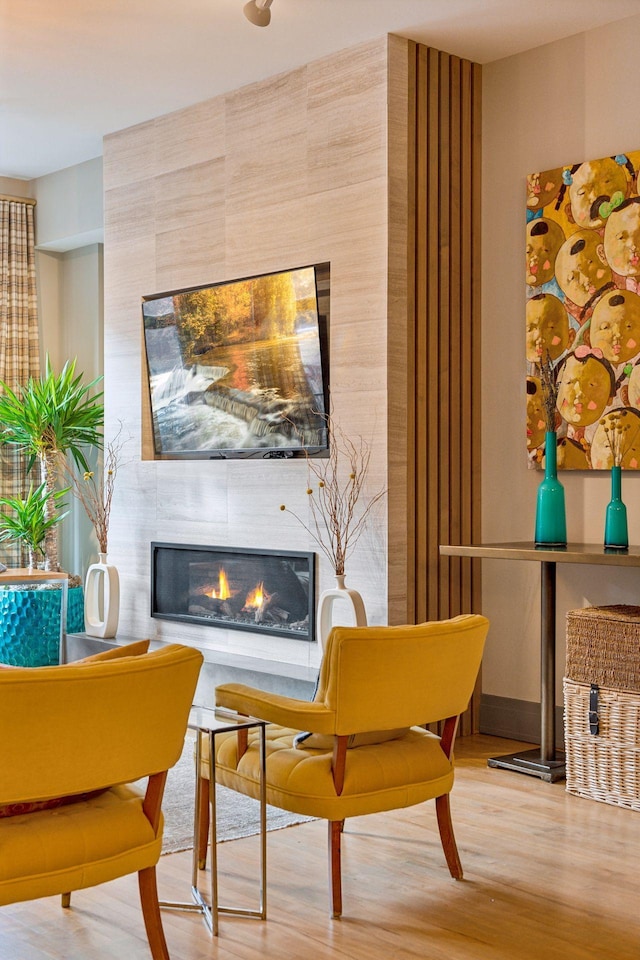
[317, 573, 367, 652]
[84, 552, 120, 639]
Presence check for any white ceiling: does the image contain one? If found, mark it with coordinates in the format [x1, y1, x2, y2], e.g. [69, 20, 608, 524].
[2, 0, 640, 180]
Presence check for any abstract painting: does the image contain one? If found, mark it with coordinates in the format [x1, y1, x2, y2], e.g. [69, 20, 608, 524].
[526, 149, 640, 469]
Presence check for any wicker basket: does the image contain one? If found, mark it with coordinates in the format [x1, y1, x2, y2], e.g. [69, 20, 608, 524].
[564, 677, 640, 810]
[566, 605, 640, 692]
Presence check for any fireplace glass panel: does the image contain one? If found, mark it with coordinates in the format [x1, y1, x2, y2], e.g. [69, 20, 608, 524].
[151, 543, 315, 642]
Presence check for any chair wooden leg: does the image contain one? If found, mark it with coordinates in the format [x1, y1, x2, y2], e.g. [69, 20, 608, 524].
[138, 865, 170, 960]
[435, 793, 463, 880]
[61, 892, 71, 908]
[197, 775, 210, 870]
[328, 820, 343, 918]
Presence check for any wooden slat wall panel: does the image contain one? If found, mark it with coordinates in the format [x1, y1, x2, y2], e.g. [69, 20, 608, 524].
[405, 44, 418, 627]
[408, 43, 482, 731]
[425, 47, 440, 624]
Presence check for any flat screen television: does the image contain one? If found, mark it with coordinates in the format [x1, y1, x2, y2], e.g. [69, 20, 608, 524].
[142, 263, 329, 459]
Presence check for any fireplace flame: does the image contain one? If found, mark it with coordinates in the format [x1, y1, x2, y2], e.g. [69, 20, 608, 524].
[245, 581, 266, 610]
[208, 568, 231, 600]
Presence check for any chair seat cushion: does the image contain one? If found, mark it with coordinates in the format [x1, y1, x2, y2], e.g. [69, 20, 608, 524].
[209, 724, 454, 821]
[0, 784, 162, 906]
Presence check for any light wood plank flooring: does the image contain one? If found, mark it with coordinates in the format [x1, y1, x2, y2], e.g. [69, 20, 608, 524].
[2, 735, 638, 960]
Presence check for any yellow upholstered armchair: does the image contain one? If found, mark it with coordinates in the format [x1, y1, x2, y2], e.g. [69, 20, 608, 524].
[199, 614, 488, 917]
[0, 642, 203, 960]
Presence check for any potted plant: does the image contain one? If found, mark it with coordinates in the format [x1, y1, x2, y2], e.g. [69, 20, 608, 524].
[0, 482, 69, 569]
[0, 355, 104, 572]
[0, 483, 71, 666]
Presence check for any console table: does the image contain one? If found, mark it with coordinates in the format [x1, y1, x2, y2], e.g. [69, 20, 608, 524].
[439, 542, 640, 782]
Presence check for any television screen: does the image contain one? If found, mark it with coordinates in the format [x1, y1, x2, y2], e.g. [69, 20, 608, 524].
[142, 264, 329, 459]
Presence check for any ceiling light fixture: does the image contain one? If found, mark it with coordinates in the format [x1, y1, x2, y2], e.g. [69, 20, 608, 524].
[243, 0, 273, 28]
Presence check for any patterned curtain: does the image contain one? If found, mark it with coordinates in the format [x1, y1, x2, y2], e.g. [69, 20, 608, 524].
[0, 199, 41, 566]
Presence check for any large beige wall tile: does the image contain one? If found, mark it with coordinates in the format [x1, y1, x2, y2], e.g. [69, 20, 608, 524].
[156, 461, 229, 524]
[104, 180, 154, 247]
[155, 217, 226, 292]
[224, 196, 315, 280]
[307, 38, 387, 192]
[104, 120, 156, 191]
[225, 68, 308, 213]
[154, 158, 226, 235]
[154, 99, 226, 177]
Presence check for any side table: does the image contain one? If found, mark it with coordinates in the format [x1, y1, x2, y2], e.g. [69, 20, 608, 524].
[159, 704, 267, 936]
[0, 568, 69, 665]
[440, 542, 640, 782]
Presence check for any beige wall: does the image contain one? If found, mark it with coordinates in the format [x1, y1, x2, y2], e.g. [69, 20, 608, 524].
[34, 158, 103, 252]
[103, 37, 403, 670]
[35, 244, 104, 577]
[482, 15, 640, 706]
[0, 176, 34, 198]
[29, 161, 105, 578]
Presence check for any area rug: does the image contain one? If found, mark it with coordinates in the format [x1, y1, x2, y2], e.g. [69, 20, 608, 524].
[160, 734, 315, 854]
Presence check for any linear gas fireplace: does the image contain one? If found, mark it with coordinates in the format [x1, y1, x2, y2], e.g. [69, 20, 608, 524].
[151, 542, 316, 642]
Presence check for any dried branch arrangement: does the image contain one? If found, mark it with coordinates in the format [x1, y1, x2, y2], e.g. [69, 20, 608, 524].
[280, 415, 386, 576]
[62, 426, 129, 554]
[600, 410, 632, 467]
[538, 350, 559, 432]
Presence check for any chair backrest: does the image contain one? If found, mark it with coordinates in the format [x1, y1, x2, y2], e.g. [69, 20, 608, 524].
[315, 614, 488, 734]
[0, 644, 203, 805]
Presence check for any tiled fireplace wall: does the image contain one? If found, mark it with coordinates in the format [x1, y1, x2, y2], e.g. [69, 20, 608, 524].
[102, 35, 414, 672]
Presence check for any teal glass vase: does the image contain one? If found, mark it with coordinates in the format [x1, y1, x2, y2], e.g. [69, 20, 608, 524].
[535, 432, 567, 546]
[604, 465, 628, 550]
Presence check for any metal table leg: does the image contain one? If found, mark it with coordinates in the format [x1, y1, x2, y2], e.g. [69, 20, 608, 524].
[160, 720, 267, 935]
[488, 560, 566, 782]
[58, 577, 68, 664]
[210, 725, 267, 935]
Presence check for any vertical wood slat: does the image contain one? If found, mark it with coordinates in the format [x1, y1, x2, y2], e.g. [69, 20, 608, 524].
[457, 57, 476, 735]
[448, 54, 462, 619]
[408, 43, 481, 731]
[405, 43, 418, 628]
[437, 51, 451, 621]
[459, 58, 473, 617]
[470, 61, 483, 636]
[425, 47, 440, 624]
[414, 44, 429, 626]
[468, 62, 484, 733]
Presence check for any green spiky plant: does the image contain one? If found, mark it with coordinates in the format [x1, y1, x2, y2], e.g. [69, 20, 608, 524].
[0, 483, 69, 570]
[0, 357, 104, 571]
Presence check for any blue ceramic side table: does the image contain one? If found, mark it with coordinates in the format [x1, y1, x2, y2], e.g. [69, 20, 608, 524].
[0, 568, 69, 666]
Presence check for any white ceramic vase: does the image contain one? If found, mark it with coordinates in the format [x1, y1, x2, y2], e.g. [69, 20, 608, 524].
[316, 573, 367, 651]
[84, 552, 120, 639]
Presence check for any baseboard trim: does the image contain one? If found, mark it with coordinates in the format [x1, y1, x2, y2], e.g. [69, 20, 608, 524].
[480, 694, 564, 750]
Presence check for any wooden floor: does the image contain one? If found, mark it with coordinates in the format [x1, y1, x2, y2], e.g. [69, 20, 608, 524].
[2, 735, 639, 960]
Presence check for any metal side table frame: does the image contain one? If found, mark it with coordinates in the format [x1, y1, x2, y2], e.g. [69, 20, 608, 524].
[160, 705, 267, 936]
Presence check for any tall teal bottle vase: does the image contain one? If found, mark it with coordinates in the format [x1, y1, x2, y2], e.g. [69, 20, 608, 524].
[604, 465, 628, 549]
[535, 432, 567, 546]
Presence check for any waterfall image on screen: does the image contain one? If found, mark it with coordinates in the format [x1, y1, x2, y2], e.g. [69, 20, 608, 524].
[142, 265, 329, 459]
